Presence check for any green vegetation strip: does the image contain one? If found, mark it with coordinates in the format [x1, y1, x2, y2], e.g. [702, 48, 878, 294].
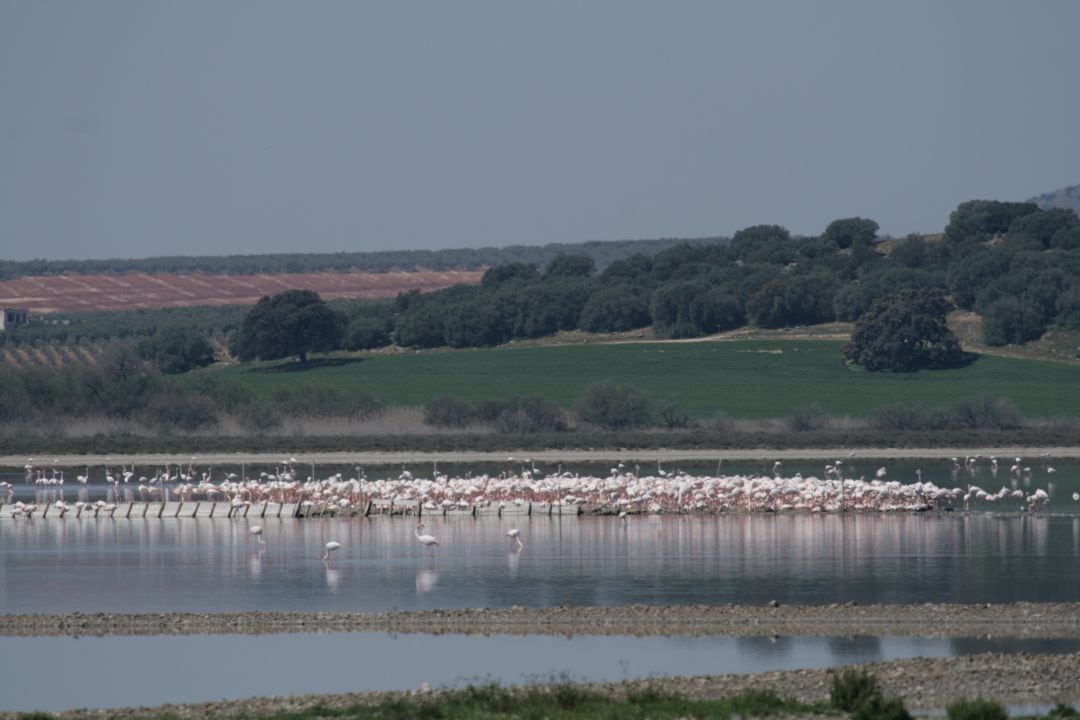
[208, 340, 1080, 419]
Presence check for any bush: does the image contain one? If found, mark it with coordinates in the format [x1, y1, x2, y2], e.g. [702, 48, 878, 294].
[344, 316, 393, 350]
[871, 404, 929, 431]
[423, 395, 477, 427]
[937, 395, 1024, 431]
[704, 411, 735, 432]
[946, 698, 1007, 720]
[853, 694, 912, 720]
[656, 397, 694, 429]
[573, 382, 653, 431]
[786, 404, 829, 432]
[271, 383, 383, 419]
[235, 400, 282, 433]
[142, 393, 219, 433]
[830, 669, 881, 712]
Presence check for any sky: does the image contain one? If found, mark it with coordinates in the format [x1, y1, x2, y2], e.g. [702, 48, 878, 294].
[1, 1, 1078, 262]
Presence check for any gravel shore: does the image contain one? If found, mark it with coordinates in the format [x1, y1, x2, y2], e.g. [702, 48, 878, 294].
[3, 604, 1079, 717]
[3, 652, 1077, 718]
[4, 602, 1080, 639]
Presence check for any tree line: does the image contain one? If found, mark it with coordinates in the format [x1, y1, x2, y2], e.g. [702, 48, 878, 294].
[0, 237, 720, 280]
[232, 200, 1079, 366]
[6, 197, 1079, 375]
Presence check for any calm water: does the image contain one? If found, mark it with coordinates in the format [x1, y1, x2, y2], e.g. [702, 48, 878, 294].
[3, 633, 1078, 713]
[3, 513, 1080, 613]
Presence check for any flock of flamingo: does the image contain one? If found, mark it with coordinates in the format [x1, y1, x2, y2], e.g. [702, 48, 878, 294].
[4, 454, 1075, 521]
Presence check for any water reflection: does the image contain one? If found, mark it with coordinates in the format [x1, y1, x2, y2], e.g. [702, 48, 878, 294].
[1, 633, 1078, 714]
[2, 514, 1080, 614]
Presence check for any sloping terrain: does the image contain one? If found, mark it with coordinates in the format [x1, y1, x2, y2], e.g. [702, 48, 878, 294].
[0, 269, 484, 313]
[1029, 181, 1080, 215]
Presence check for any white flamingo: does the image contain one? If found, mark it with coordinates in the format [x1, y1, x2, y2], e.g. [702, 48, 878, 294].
[249, 525, 266, 546]
[415, 523, 440, 549]
[322, 540, 342, 561]
[506, 528, 523, 549]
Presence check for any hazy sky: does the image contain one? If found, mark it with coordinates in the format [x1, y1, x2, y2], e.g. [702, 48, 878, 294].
[2, 1, 1078, 262]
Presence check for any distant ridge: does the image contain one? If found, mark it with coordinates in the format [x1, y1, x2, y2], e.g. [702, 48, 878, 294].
[1028, 182, 1080, 215]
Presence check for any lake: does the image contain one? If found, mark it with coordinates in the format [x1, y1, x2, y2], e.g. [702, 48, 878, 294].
[2, 513, 1079, 613]
[3, 632, 1078, 713]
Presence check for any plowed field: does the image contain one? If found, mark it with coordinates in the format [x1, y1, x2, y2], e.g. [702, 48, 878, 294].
[0, 269, 485, 313]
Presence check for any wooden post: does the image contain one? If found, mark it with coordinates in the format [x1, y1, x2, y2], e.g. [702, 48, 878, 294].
[209, 502, 216, 518]
[193, 502, 200, 518]
[276, 502, 283, 518]
[142, 502, 149, 518]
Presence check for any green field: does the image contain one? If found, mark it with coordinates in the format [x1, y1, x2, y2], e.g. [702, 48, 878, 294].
[204, 340, 1080, 419]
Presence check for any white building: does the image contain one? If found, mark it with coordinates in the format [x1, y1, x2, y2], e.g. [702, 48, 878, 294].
[1, 308, 28, 331]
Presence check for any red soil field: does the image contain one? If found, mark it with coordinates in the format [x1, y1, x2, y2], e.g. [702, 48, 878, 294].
[0, 269, 485, 313]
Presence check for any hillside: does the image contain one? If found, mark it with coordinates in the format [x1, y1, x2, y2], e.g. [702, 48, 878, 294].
[1028, 181, 1080, 215]
[0, 268, 483, 313]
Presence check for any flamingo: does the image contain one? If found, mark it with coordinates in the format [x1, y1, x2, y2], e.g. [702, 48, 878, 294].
[506, 528, 523, 549]
[322, 541, 342, 561]
[249, 525, 266, 546]
[415, 523, 440, 549]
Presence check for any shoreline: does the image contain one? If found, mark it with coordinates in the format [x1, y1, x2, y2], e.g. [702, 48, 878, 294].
[4, 602, 1080, 639]
[3, 653, 1078, 718]
[3, 604, 1080, 717]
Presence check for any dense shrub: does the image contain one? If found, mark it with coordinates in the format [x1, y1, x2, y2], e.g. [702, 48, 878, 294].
[142, 393, 220, 433]
[423, 395, 478, 427]
[871, 404, 930, 431]
[573, 382, 652, 431]
[937, 395, 1024, 431]
[946, 698, 1007, 720]
[271, 384, 383, 419]
[234, 399, 282, 433]
[853, 694, 912, 720]
[786, 404, 829, 432]
[655, 397, 694, 429]
[830, 669, 881, 712]
[344, 316, 393, 350]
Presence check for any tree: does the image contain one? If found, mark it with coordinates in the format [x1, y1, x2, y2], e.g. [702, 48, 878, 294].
[981, 296, 1046, 346]
[578, 286, 651, 333]
[944, 200, 1038, 243]
[140, 326, 215, 374]
[231, 290, 344, 363]
[1008, 208, 1079, 248]
[542, 254, 595, 280]
[845, 288, 964, 372]
[823, 217, 879, 249]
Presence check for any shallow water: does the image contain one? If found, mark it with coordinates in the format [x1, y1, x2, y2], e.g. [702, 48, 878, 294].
[2, 632, 1078, 713]
[2, 513, 1080, 613]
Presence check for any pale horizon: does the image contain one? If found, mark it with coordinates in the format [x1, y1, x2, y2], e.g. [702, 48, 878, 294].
[2, 1, 1078, 262]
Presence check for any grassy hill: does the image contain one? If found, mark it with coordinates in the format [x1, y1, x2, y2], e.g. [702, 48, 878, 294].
[204, 339, 1080, 420]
